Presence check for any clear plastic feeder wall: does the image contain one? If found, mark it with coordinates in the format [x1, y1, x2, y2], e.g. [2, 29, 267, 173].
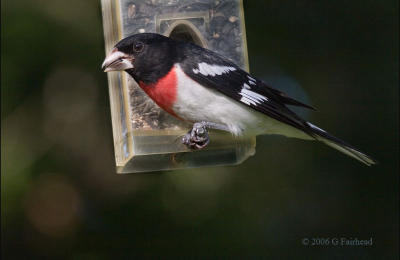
[101, 0, 255, 173]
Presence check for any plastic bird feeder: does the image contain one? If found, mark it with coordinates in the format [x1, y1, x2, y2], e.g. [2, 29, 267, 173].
[101, 0, 255, 173]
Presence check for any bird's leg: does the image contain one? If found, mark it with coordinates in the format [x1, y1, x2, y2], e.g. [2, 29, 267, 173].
[182, 121, 229, 150]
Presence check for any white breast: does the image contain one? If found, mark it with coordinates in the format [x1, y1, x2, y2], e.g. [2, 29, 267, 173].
[172, 64, 311, 140]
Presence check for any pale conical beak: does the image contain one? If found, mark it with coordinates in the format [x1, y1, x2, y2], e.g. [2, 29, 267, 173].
[102, 48, 134, 72]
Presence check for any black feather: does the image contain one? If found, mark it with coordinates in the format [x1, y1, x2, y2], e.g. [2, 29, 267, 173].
[179, 42, 315, 134]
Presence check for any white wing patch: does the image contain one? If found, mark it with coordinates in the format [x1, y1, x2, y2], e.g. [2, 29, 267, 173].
[307, 122, 326, 133]
[239, 83, 268, 105]
[247, 75, 257, 85]
[193, 62, 236, 76]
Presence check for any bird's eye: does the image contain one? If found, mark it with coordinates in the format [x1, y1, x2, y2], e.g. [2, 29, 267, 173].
[133, 42, 144, 52]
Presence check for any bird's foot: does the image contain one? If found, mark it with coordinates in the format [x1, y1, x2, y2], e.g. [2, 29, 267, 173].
[182, 122, 210, 149]
[182, 121, 230, 150]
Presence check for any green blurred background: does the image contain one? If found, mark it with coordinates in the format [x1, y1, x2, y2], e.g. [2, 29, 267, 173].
[1, 0, 398, 259]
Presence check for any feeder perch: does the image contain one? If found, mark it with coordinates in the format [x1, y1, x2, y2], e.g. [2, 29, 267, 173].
[101, 0, 255, 173]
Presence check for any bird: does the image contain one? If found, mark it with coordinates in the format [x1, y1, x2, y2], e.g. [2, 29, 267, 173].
[102, 33, 376, 166]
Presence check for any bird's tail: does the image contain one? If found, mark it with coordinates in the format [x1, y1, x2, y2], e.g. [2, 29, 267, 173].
[306, 122, 377, 166]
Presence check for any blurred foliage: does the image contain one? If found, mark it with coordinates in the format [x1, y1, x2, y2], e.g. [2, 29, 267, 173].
[1, 0, 398, 259]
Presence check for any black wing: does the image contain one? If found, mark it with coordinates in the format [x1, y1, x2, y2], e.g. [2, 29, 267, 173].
[179, 44, 315, 134]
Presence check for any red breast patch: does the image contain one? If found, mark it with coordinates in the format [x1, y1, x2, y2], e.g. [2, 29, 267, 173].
[138, 67, 178, 117]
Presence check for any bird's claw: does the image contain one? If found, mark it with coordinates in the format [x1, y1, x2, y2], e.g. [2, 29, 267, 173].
[182, 122, 210, 149]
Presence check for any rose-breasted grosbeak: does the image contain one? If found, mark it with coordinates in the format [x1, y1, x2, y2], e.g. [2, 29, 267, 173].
[102, 33, 376, 166]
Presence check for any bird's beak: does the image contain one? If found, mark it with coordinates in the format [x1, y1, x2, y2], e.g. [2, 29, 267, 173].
[102, 48, 134, 72]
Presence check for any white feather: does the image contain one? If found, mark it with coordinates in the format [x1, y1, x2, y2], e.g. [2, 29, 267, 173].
[192, 62, 236, 76]
[307, 122, 326, 133]
[247, 75, 257, 85]
[239, 84, 269, 105]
